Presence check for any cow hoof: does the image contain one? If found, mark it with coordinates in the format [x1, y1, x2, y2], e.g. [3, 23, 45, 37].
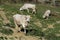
[18, 31, 20, 32]
[24, 32, 26, 34]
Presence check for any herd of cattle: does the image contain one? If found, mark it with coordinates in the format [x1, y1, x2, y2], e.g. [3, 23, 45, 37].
[13, 3, 51, 34]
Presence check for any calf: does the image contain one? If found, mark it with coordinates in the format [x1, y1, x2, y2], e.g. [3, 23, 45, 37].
[13, 14, 30, 33]
[20, 3, 36, 13]
[43, 10, 51, 19]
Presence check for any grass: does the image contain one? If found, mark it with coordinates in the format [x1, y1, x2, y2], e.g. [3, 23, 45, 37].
[0, 3, 60, 40]
[0, 27, 13, 35]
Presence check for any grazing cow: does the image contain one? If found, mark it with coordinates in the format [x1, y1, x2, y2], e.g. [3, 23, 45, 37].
[20, 3, 36, 13]
[13, 14, 30, 33]
[43, 10, 51, 19]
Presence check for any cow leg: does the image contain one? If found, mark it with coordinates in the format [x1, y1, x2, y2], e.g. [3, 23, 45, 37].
[32, 9, 36, 14]
[46, 17, 48, 19]
[18, 27, 21, 32]
[24, 27, 26, 34]
[35, 10, 36, 14]
[27, 9, 29, 13]
[14, 20, 19, 32]
[18, 25, 21, 32]
[34, 9, 36, 14]
[23, 25, 26, 33]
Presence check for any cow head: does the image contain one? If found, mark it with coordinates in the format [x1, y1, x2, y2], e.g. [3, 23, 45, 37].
[25, 15, 30, 23]
[20, 7, 23, 11]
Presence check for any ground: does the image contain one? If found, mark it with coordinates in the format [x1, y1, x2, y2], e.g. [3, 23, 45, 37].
[0, 3, 60, 40]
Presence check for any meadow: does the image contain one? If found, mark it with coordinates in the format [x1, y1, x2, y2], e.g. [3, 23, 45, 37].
[0, 3, 60, 40]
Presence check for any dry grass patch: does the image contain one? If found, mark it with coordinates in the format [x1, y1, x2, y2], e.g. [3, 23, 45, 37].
[0, 27, 40, 40]
[34, 19, 42, 27]
[23, 36, 40, 40]
[42, 28, 48, 32]
[59, 30, 60, 32]
[47, 24, 54, 28]
[56, 21, 60, 23]
[0, 11, 10, 25]
[55, 34, 60, 37]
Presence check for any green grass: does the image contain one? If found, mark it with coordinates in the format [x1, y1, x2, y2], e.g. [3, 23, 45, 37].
[0, 27, 13, 35]
[0, 3, 60, 40]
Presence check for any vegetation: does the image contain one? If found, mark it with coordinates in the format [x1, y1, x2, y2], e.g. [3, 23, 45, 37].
[0, 3, 60, 40]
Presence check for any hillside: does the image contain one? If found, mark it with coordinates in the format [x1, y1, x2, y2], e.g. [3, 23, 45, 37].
[0, 3, 60, 40]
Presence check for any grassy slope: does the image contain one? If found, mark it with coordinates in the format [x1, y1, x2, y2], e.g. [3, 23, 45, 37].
[0, 3, 60, 40]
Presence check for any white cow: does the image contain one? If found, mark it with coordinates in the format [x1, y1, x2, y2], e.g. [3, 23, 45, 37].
[13, 14, 30, 33]
[20, 3, 36, 13]
[43, 10, 51, 19]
